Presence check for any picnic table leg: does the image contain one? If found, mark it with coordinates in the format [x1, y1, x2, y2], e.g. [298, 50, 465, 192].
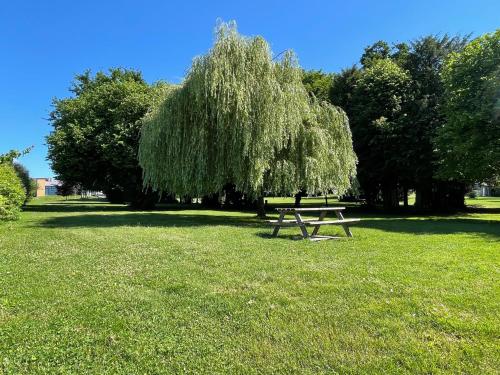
[272, 211, 286, 237]
[294, 212, 309, 239]
[335, 210, 353, 237]
[311, 210, 327, 237]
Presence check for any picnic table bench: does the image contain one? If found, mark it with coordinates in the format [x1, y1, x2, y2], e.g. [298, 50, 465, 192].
[267, 207, 360, 241]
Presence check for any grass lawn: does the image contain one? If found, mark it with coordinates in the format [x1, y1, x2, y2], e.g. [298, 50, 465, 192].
[0, 197, 499, 374]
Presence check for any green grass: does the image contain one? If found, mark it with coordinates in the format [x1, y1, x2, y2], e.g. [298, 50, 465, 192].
[0, 197, 499, 374]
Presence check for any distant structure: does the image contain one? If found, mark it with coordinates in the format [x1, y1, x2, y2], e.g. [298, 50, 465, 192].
[472, 182, 499, 197]
[35, 178, 61, 197]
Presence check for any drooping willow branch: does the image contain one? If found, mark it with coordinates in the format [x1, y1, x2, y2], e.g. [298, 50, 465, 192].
[139, 21, 357, 199]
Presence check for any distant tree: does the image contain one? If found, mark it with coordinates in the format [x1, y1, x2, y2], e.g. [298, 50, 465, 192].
[57, 181, 76, 200]
[47, 69, 168, 209]
[139, 22, 357, 217]
[302, 70, 334, 101]
[329, 66, 361, 114]
[360, 41, 391, 67]
[438, 30, 500, 184]
[13, 163, 36, 202]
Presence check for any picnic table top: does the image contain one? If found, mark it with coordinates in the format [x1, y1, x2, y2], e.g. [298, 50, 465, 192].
[276, 206, 346, 212]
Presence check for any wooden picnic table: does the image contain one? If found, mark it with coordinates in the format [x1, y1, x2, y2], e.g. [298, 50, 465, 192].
[267, 207, 360, 241]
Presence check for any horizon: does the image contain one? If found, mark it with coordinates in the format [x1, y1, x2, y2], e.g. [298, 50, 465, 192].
[1, 0, 499, 178]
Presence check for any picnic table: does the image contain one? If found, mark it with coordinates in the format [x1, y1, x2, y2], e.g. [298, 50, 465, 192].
[267, 207, 360, 241]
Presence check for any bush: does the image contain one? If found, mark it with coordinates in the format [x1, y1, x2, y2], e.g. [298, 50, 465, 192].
[0, 163, 26, 221]
[467, 190, 477, 199]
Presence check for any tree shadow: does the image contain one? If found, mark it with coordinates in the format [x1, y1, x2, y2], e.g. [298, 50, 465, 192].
[356, 217, 500, 239]
[35, 212, 260, 229]
[464, 206, 500, 214]
[24, 203, 131, 213]
[255, 232, 306, 241]
[29, 199, 499, 240]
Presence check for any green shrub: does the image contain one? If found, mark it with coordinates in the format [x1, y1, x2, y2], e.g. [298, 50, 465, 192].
[13, 162, 35, 202]
[467, 190, 477, 199]
[0, 163, 25, 221]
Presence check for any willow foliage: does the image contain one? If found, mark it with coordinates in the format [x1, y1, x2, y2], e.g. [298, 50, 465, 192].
[139, 22, 356, 198]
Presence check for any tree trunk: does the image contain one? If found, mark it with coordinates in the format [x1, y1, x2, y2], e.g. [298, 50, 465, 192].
[382, 184, 399, 210]
[130, 189, 159, 210]
[223, 184, 245, 208]
[403, 186, 408, 208]
[256, 196, 266, 218]
[160, 193, 177, 204]
[201, 193, 220, 208]
[415, 183, 432, 210]
[434, 181, 466, 211]
[294, 189, 306, 208]
[364, 187, 378, 208]
[325, 194, 329, 207]
[105, 188, 125, 204]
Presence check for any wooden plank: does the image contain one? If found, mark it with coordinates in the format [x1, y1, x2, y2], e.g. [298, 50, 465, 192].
[335, 210, 353, 237]
[266, 222, 302, 227]
[293, 207, 346, 212]
[305, 219, 360, 226]
[311, 210, 327, 236]
[308, 235, 342, 242]
[271, 211, 286, 237]
[294, 212, 309, 239]
[276, 207, 346, 212]
[266, 219, 317, 223]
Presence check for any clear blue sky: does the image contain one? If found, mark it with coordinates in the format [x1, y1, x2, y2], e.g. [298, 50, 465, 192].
[1, 0, 499, 177]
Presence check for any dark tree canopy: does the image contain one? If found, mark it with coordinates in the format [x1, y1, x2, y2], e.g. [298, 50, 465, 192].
[330, 35, 470, 210]
[350, 59, 412, 208]
[47, 68, 167, 208]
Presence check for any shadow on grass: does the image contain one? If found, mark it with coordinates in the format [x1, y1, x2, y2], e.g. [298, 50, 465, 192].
[34, 212, 500, 240]
[255, 232, 307, 241]
[29, 198, 499, 239]
[36, 212, 260, 229]
[356, 218, 499, 239]
[464, 206, 500, 214]
[24, 203, 131, 213]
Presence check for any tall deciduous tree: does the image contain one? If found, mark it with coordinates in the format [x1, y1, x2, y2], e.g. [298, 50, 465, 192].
[139, 22, 357, 216]
[399, 35, 469, 209]
[350, 59, 412, 208]
[438, 30, 500, 184]
[47, 69, 168, 208]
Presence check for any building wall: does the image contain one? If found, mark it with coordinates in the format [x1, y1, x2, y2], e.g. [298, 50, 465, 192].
[45, 185, 58, 195]
[36, 178, 47, 197]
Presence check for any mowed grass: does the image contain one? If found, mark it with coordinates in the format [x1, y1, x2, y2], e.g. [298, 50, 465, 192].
[0, 197, 499, 374]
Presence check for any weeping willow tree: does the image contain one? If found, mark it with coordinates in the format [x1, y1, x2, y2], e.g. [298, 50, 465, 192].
[139, 21, 357, 216]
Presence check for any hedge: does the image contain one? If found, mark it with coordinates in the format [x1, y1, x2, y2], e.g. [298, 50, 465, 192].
[0, 163, 25, 221]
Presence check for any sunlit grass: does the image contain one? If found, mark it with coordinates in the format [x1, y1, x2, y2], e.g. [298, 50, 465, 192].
[0, 197, 498, 373]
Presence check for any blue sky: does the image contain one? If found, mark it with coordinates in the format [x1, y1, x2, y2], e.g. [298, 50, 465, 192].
[1, 0, 499, 177]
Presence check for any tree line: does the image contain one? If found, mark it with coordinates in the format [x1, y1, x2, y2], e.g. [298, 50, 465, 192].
[305, 30, 499, 210]
[44, 24, 499, 213]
